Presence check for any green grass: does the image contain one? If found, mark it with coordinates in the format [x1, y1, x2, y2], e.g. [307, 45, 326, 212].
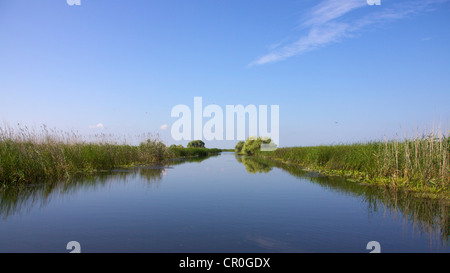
[257, 131, 450, 198]
[0, 126, 221, 185]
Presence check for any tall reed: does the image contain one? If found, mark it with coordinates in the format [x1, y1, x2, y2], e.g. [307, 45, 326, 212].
[258, 129, 450, 194]
[0, 125, 171, 184]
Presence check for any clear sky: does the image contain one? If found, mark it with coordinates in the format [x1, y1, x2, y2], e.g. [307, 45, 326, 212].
[1, 0, 449, 148]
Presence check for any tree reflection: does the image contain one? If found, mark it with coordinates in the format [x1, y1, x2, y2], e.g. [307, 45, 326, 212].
[235, 154, 273, 174]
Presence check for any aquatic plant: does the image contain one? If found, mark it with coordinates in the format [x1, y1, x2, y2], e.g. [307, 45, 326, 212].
[257, 129, 450, 197]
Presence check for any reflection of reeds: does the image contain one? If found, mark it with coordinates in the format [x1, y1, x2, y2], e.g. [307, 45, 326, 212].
[0, 166, 167, 220]
[260, 128, 449, 196]
[243, 156, 449, 245]
[0, 125, 171, 184]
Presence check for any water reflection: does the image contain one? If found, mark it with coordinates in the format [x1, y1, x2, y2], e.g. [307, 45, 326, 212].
[237, 155, 449, 244]
[1, 153, 448, 252]
[235, 154, 273, 173]
[0, 156, 213, 220]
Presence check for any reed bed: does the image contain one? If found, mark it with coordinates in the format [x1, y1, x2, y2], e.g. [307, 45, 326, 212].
[0, 125, 174, 184]
[0, 125, 224, 185]
[259, 130, 450, 195]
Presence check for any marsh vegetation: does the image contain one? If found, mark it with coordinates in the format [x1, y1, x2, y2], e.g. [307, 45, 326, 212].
[242, 130, 450, 199]
[0, 126, 221, 185]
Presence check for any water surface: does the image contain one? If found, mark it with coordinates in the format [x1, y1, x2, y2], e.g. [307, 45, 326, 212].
[0, 152, 448, 252]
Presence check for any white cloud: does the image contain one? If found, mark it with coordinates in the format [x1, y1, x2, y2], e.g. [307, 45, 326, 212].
[89, 123, 104, 129]
[249, 0, 447, 66]
[159, 124, 169, 130]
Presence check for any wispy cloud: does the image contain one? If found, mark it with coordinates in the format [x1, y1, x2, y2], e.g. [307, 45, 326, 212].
[249, 0, 447, 66]
[159, 124, 168, 130]
[302, 0, 366, 27]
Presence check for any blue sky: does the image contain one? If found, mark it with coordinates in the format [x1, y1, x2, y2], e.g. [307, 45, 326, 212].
[1, 0, 449, 148]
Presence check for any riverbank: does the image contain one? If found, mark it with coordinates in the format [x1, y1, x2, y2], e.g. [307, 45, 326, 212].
[255, 134, 450, 201]
[0, 127, 221, 185]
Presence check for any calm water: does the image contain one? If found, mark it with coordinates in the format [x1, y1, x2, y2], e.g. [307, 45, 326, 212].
[0, 152, 448, 253]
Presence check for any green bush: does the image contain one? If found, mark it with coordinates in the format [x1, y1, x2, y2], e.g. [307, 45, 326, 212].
[234, 141, 245, 153]
[239, 137, 271, 155]
[187, 140, 205, 148]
